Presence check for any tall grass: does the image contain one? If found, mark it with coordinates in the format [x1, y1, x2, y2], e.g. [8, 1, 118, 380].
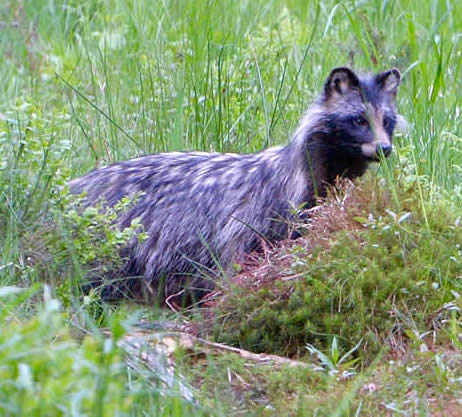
[3, 0, 461, 175]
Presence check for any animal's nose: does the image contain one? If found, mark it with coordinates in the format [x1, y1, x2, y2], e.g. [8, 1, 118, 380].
[376, 143, 392, 158]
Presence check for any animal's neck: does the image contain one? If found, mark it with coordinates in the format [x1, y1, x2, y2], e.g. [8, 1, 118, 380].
[285, 132, 370, 205]
[315, 146, 369, 182]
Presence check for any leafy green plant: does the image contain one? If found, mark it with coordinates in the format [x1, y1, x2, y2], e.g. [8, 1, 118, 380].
[306, 337, 362, 378]
[35, 187, 148, 313]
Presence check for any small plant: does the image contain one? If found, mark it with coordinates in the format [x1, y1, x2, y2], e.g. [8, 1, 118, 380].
[45, 187, 148, 302]
[306, 337, 361, 378]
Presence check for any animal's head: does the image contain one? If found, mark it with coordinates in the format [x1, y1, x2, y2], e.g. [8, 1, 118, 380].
[320, 67, 401, 161]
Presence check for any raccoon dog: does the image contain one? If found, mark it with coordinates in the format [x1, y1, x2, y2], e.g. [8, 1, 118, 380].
[70, 67, 401, 302]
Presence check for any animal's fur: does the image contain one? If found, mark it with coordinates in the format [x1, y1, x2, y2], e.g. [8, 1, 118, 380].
[69, 67, 401, 302]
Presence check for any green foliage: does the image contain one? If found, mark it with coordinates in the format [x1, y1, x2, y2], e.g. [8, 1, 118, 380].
[0, 287, 209, 417]
[48, 189, 147, 297]
[0, 99, 73, 289]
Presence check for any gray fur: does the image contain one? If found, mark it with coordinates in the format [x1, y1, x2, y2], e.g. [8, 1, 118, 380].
[70, 67, 401, 301]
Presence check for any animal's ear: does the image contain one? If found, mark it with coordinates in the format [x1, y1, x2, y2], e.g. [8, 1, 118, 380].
[376, 68, 401, 95]
[324, 67, 360, 99]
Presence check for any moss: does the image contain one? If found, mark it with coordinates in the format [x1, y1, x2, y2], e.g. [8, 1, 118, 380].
[208, 180, 462, 363]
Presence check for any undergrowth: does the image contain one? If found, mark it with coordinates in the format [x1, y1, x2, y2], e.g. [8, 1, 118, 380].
[0, 287, 209, 417]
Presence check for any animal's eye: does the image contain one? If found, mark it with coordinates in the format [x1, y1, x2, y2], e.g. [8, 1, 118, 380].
[353, 117, 368, 128]
[383, 117, 395, 129]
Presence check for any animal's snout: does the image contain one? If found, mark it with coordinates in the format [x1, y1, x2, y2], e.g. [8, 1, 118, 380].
[376, 143, 392, 158]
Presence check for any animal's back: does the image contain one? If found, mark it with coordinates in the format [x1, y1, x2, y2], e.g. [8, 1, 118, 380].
[70, 146, 306, 298]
